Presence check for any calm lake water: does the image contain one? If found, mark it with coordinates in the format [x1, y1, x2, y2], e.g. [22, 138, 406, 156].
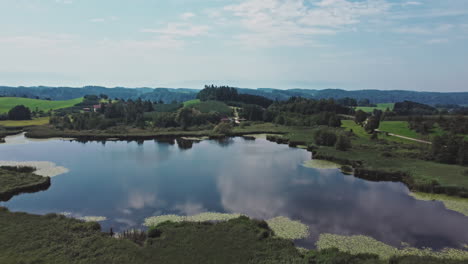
[1, 135, 468, 249]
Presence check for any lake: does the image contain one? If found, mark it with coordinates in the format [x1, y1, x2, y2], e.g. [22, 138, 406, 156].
[1, 134, 468, 249]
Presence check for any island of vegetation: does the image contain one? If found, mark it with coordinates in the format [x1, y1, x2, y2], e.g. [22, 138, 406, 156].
[0, 166, 51, 202]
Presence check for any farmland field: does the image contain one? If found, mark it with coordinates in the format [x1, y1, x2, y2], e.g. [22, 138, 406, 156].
[0, 97, 83, 114]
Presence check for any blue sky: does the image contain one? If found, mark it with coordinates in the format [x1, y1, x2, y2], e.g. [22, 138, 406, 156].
[0, 0, 467, 91]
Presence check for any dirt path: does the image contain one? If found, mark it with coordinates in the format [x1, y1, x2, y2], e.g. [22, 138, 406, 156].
[376, 130, 432, 144]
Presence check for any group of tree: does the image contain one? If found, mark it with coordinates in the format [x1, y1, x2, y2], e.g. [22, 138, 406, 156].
[353, 109, 381, 133]
[431, 134, 468, 166]
[393, 101, 438, 116]
[261, 97, 351, 127]
[197, 85, 273, 108]
[313, 127, 352, 151]
[51, 96, 223, 131]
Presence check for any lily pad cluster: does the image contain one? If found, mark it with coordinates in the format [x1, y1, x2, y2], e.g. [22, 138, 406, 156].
[317, 233, 468, 260]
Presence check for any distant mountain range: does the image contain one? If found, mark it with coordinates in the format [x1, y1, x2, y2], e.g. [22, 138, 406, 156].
[0, 86, 467, 105]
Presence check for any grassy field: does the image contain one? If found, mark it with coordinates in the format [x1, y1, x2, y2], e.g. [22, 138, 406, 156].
[0, 97, 83, 113]
[188, 100, 232, 115]
[355, 103, 395, 113]
[0, 117, 49, 127]
[183, 99, 200, 107]
[378, 121, 422, 139]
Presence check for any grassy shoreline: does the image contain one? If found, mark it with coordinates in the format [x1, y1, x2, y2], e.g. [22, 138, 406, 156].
[20, 123, 468, 200]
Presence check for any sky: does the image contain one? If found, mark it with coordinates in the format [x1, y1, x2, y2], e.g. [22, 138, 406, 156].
[0, 0, 467, 91]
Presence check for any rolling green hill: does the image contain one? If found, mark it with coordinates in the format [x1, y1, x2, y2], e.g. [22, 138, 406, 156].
[0, 97, 83, 114]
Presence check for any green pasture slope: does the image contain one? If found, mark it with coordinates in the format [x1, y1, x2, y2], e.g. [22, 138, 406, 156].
[186, 100, 232, 115]
[0, 97, 83, 114]
[355, 103, 394, 113]
[183, 99, 200, 107]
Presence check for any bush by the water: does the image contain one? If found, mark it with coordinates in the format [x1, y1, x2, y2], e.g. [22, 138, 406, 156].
[213, 122, 233, 135]
[8, 105, 31, 120]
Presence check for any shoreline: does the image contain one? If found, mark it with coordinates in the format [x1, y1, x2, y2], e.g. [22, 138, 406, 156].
[4, 127, 468, 212]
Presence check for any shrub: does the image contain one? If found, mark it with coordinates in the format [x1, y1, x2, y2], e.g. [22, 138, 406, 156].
[314, 128, 337, 146]
[147, 227, 162, 238]
[335, 134, 351, 151]
[341, 165, 353, 175]
[213, 122, 233, 135]
[8, 105, 32, 120]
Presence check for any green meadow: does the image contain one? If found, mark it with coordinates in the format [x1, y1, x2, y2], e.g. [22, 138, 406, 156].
[0, 97, 83, 114]
[183, 99, 201, 107]
[188, 100, 232, 115]
[355, 103, 395, 113]
[0, 117, 50, 127]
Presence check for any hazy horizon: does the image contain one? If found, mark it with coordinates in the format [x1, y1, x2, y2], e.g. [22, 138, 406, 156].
[1, 0, 467, 92]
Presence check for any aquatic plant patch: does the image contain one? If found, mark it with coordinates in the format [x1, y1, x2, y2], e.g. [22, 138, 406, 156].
[410, 192, 468, 217]
[0, 161, 68, 177]
[79, 216, 107, 222]
[144, 213, 242, 227]
[266, 216, 309, 240]
[317, 234, 468, 260]
[302, 159, 340, 170]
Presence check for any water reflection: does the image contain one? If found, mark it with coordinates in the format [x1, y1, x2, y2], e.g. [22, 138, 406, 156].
[0, 135, 467, 250]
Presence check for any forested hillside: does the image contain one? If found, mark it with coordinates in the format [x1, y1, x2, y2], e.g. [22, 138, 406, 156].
[1, 86, 468, 105]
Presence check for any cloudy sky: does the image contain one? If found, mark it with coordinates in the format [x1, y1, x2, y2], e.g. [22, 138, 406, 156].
[0, 0, 467, 91]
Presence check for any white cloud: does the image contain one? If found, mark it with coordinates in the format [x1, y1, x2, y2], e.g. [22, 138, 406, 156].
[141, 23, 210, 37]
[89, 16, 118, 23]
[426, 38, 449, 44]
[180, 12, 196, 20]
[222, 0, 390, 47]
[55, 0, 73, 4]
[402, 1, 422, 6]
[394, 24, 454, 35]
[90, 18, 105, 23]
